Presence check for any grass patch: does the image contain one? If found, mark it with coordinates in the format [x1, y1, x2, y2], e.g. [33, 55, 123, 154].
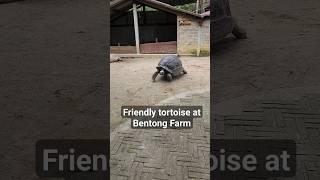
[190, 49, 210, 57]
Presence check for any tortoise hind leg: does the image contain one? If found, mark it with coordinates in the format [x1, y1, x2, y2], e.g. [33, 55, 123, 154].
[183, 69, 187, 74]
[152, 71, 159, 82]
[232, 18, 247, 39]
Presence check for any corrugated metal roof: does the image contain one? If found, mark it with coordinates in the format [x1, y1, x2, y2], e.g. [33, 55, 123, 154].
[111, 0, 197, 6]
[111, 0, 210, 20]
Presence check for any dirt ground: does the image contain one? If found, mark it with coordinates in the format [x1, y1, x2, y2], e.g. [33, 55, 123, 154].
[110, 56, 210, 130]
[213, 0, 320, 103]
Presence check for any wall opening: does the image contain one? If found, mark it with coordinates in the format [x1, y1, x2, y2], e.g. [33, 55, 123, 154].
[110, 5, 177, 54]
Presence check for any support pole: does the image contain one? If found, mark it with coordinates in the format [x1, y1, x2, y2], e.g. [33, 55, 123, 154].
[199, 0, 204, 13]
[132, 3, 140, 54]
[197, 25, 201, 57]
[196, 0, 199, 13]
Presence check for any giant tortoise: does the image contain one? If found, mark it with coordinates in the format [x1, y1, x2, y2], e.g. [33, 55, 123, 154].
[152, 55, 187, 82]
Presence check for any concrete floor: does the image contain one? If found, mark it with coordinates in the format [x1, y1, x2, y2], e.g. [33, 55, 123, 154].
[0, 0, 107, 179]
[213, 0, 320, 103]
[110, 56, 210, 130]
[213, 0, 320, 179]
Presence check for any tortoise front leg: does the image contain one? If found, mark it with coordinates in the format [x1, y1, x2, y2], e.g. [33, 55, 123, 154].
[166, 73, 173, 81]
[152, 71, 159, 82]
[183, 69, 187, 74]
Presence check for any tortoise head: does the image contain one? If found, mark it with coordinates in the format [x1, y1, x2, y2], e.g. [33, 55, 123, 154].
[159, 69, 165, 75]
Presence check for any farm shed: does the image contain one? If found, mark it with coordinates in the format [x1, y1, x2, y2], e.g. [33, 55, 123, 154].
[111, 0, 210, 56]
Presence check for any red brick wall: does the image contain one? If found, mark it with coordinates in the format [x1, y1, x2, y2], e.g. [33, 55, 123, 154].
[110, 46, 136, 54]
[111, 41, 177, 54]
[140, 41, 177, 54]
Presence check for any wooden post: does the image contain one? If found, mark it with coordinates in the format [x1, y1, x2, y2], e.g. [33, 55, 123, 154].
[196, 0, 199, 13]
[199, 0, 204, 13]
[133, 3, 140, 54]
[197, 24, 201, 57]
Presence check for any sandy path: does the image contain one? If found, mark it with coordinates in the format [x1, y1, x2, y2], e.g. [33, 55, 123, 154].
[110, 56, 210, 130]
